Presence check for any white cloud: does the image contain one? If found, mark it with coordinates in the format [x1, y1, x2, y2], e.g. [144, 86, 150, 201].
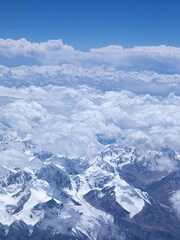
[0, 86, 180, 161]
[0, 64, 180, 95]
[0, 38, 74, 62]
[170, 191, 180, 218]
[0, 39, 180, 166]
[0, 38, 180, 96]
[0, 38, 180, 72]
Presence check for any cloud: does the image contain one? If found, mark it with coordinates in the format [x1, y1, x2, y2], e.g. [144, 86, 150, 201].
[1, 38, 180, 96]
[90, 45, 180, 71]
[0, 86, 180, 162]
[0, 38, 180, 166]
[0, 64, 180, 95]
[170, 191, 180, 218]
[0, 38, 180, 72]
[0, 38, 74, 63]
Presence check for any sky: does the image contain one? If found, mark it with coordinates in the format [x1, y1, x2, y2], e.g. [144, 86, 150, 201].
[0, 0, 180, 51]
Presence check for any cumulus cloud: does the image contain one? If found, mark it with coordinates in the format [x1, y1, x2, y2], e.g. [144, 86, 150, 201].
[0, 38, 75, 64]
[0, 86, 180, 161]
[170, 191, 180, 218]
[1, 38, 180, 96]
[0, 38, 180, 72]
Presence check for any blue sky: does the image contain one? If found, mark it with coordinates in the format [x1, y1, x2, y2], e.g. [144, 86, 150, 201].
[0, 0, 180, 50]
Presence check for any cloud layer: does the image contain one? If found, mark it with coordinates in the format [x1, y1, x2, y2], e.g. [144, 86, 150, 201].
[0, 86, 180, 160]
[0, 38, 180, 96]
[0, 64, 180, 95]
[0, 38, 180, 73]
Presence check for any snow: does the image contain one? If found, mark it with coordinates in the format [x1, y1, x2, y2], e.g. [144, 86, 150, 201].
[15, 180, 51, 225]
[0, 137, 152, 237]
[105, 176, 145, 218]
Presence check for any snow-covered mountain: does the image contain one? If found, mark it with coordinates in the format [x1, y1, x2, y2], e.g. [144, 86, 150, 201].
[0, 125, 180, 240]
